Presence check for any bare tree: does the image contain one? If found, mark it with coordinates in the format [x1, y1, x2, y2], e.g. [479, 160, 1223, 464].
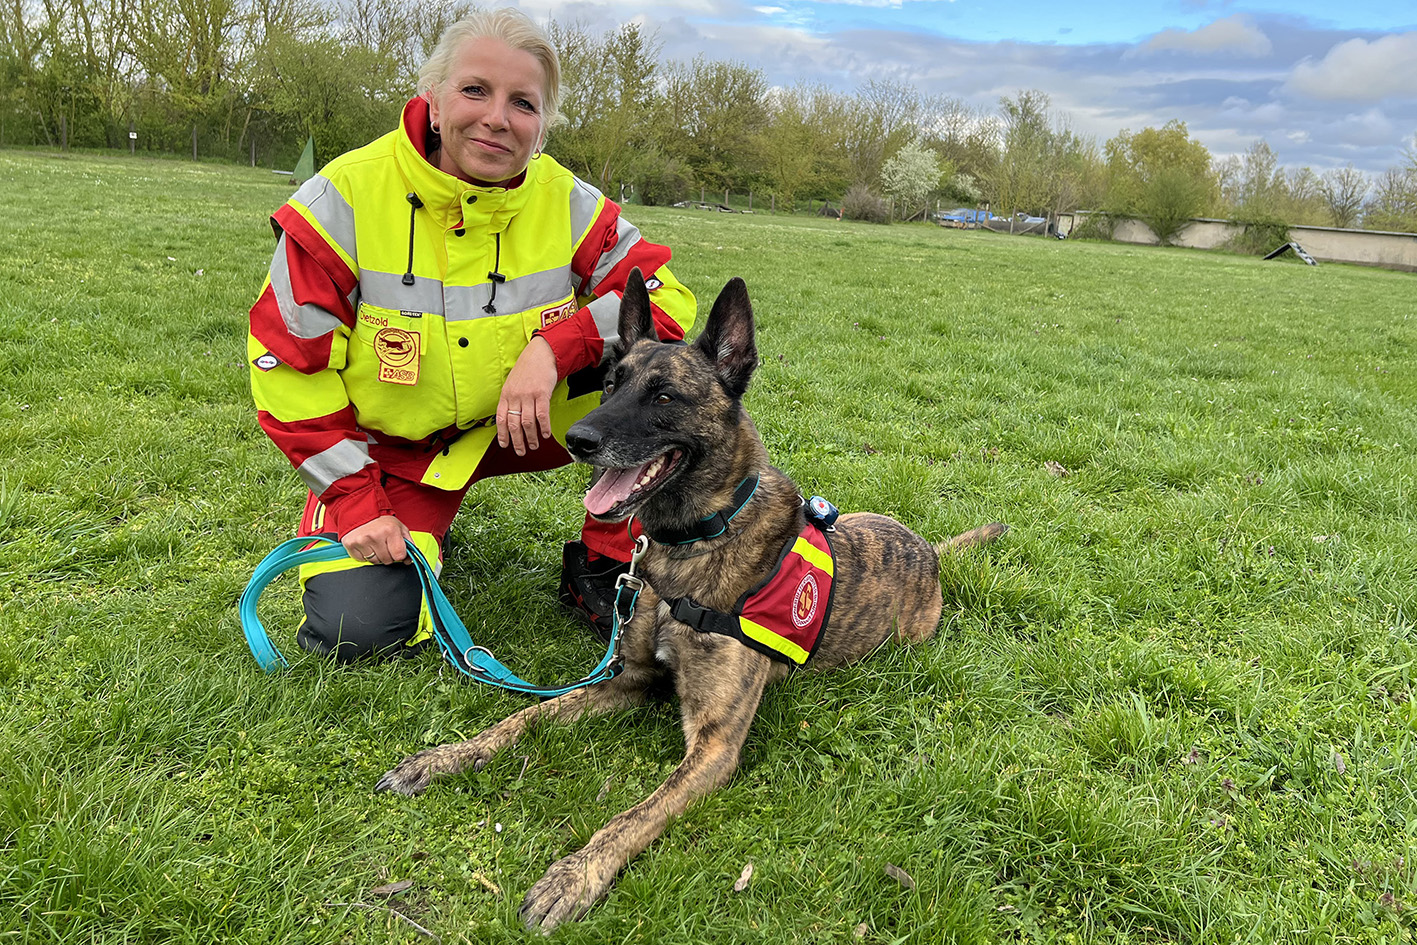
[1319, 164, 1368, 228]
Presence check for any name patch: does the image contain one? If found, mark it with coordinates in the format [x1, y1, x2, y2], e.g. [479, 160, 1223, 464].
[540, 300, 577, 329]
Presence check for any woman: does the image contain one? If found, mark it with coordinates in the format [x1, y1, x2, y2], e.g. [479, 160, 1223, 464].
[247, 8, 696, 661]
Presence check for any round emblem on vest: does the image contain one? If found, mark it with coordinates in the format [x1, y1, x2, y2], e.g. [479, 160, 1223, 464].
[792, 572, 819, 629]
[374, 327, 418, 368]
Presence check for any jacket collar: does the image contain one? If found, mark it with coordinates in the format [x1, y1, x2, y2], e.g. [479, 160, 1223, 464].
[394, 96, 535, 235]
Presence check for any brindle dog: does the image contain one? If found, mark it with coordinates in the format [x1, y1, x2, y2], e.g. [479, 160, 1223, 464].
[376, 270, 1007, 931]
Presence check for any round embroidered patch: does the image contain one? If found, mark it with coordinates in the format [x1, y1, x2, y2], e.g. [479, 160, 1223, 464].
[374, 327, 418, 368]
[792, 572, 819, 629]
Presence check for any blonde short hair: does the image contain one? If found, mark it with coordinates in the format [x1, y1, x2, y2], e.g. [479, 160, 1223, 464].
[418, 7, 563, 128]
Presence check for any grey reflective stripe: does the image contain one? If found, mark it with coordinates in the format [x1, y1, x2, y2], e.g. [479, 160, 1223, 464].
[297, 439, 375, 495]
[587, 292, 622, 354]
[587, 217, 643, 293]
[568, 178, 604, 248]
[360, 269, 445, 315]
[446, 266, 574, 322]
[290, 175, 358, 266]
[270, 235, 344, 339]
[357, 265, 575, 322]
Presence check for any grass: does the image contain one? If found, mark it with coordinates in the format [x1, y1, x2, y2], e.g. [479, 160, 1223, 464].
[2, 147, 1416, 944]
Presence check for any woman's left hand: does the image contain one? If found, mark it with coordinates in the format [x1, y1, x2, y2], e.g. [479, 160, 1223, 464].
[498, 336, 557, 455]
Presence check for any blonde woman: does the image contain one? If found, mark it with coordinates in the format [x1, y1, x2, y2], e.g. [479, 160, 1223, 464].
[248, 8, 695, 660]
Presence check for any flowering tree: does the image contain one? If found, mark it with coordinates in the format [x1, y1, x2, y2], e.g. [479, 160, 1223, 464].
[880, 141, 940, 221]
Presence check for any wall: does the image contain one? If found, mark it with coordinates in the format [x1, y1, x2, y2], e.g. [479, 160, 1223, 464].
[1054, 213, 1417, 272]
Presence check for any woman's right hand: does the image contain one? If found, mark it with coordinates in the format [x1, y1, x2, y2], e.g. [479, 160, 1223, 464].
[342, 515, 413, 565]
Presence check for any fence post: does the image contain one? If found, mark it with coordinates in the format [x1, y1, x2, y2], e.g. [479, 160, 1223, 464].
[61, 113, 68, 152]
[250, 136, 256, 167]
[192, 126, 198, 160]
[700, 185, 705, 203]
[749, 190, 753, 211]
[724, 188, 729, 207]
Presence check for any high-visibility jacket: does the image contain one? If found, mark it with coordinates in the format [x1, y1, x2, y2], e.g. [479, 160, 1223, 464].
[249, 96, 696, 536]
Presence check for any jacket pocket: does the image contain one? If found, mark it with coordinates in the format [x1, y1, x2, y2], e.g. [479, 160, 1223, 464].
[344, 303, 454, 439]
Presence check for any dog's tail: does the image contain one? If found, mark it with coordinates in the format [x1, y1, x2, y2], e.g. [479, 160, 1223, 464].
[938, 522, 1009, 554]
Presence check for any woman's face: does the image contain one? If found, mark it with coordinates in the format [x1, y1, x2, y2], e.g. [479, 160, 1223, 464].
[428, 36, 547, 184]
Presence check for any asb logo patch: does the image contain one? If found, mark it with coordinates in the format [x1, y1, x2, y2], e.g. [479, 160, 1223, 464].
[253, 353, 280, 372]
[644, 277, 663, 291]
[374, 327, 420, 385]
[792, 572, 820, 629]
[540, 300, 577, 329]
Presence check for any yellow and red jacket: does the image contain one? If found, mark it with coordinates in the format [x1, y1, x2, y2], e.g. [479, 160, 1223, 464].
[249, 97, 696, 535]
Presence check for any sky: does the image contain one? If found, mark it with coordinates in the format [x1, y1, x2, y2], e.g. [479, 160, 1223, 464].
[521, 0, 1417, 175]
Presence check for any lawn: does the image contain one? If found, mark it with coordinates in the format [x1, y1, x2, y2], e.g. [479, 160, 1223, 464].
[1, 148, 1415, 944]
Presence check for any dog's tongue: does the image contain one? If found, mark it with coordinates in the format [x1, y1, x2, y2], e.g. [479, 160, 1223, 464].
[584, 465, 644, 516]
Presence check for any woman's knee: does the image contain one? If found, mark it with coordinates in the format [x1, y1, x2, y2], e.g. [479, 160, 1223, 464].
[297, 565, 425, 662]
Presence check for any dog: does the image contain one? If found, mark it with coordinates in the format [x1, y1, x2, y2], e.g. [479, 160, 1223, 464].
[375, 270, 1007, 930]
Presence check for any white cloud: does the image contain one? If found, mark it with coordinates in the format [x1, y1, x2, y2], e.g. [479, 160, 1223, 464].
[1285, 32, 1417, 102]
[1131, 14, 1272, 58]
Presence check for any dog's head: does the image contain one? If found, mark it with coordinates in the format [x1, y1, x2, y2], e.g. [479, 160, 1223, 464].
[564, 268, 759, 523]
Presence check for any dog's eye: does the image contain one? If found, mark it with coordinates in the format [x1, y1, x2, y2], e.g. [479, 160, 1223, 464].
[655, 393, 673, 405]
[604, 381, 616, 395]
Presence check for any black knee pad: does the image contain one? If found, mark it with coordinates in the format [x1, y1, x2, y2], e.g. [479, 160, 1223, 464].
[297, 564, 425, 662]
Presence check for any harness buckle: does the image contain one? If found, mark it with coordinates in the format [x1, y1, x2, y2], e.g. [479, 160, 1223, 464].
[669, 597, 714, 632]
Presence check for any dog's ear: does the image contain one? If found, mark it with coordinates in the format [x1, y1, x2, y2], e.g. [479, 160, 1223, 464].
[613, 267, 659, 357]
[693, 277, 758, 398]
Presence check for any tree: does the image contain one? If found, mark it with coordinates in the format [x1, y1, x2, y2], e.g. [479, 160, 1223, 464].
[1363, 165, 1417, 233]
[549, 21, 660, 196]
[657, 55, 767, 192]
[1104, 120, 1217, 244]
[1279, 166, 1328, 226]
[880, 141, 940, 221]
[1319, 164, 1368, 227]
[840, 78, 918, 188]
[1222, 140, 1286, 218]
[758, 83, 849, 208]
[984, 89, 1095, 218]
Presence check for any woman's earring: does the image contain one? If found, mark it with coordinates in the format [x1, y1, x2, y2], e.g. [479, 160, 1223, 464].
[532, 143, 543, 160]
[432, 122, 440, 133]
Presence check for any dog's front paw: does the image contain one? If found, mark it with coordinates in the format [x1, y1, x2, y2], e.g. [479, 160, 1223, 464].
[374, 740, 495, 796]
[520, 849, 616, 932]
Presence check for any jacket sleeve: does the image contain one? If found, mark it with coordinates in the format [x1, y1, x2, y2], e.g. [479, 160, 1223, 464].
[534, 196, 696, 378]
[248, 216, 394, 536]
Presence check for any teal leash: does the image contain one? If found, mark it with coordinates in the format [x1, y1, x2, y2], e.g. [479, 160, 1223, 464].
[239, 534, 648, 698]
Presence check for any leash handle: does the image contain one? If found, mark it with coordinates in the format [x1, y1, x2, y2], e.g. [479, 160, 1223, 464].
[238, 536, 624, 698]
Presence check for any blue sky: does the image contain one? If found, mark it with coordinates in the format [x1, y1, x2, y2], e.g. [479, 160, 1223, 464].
[748, 1, 1412, 46]
[527, 0, 1417, 175]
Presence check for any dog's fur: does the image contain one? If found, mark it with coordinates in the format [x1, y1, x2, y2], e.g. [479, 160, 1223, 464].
[376, 271, 1006, 930]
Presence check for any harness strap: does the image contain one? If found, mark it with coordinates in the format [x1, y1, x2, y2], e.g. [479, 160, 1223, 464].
[240, 536, 627, 698]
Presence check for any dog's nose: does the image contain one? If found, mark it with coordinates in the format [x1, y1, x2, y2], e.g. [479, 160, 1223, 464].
[564, 423, 601, 457]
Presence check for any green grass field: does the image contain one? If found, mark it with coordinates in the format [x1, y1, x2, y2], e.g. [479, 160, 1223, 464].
[2, 149, 1416, 944]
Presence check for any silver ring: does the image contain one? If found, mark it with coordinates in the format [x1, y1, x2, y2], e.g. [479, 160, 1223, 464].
[364, 552, 377, 561]
[507, 410, 522, 415]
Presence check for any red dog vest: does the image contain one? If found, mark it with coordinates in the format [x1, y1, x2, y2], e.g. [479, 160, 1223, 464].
[667, 521, 836, 666]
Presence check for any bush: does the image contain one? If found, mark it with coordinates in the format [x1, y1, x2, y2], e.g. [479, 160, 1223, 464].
[633, 153, 694, 207]
[1140, 167, 1212, 245]
[1224, 218, 1292, 257]
[842, 184, 890, 224]
[1068, 212, 1116, 241]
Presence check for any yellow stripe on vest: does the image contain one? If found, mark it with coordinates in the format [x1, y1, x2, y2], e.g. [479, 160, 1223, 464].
[738, 616, 811, 665]
[792, 536, 834, 575]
